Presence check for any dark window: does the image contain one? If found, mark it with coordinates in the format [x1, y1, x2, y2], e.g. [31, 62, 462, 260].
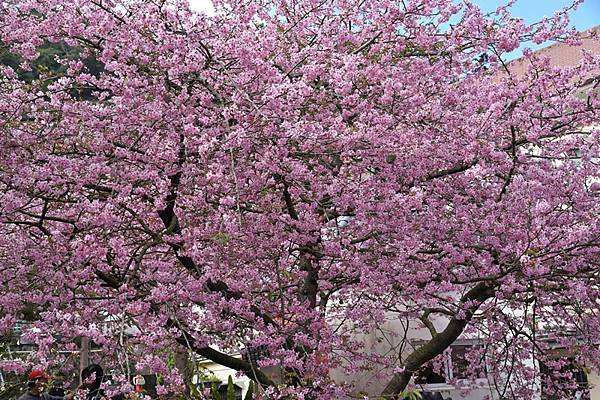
[566, 148, 582, 159]
[540, 358, 590, 400]
[415, 363, 446, 384]
[413, 342, 488, 386]
[450, 345, 486, 379]
[243, 344, 270, 368]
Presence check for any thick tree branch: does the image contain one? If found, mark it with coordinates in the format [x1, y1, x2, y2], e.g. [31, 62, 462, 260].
[419, 310, 438, 339]
[94, 270, 277, 388]
[167, 318, 276, 388]
[497, 125, 518, 202]
[381, 282, 495, 397]
[425, 159, 478, 181]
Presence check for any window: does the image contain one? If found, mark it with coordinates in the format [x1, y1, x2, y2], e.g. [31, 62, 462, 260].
[450, 344, 486, 380]
[413, 343, 488, 385]
[243, 344, 269, 368]
[565, 148, 583, 160]
[415, 363, 446, 385]
[540, 358, 590, 400]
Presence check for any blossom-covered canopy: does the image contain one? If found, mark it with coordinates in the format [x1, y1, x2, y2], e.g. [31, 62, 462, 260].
[0, 0, 598, 398]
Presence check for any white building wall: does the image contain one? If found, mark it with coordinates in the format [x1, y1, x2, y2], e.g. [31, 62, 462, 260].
[194, 360, 251, 398]
[589, 371, 600, 400]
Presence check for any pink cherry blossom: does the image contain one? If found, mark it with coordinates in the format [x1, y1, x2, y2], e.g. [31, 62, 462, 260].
[0, 0, 598, 399]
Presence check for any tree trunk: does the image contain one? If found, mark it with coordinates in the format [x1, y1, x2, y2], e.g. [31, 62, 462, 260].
[79, 337, 90, 385]
[174, 346, 192, 395]
[381, 282, 495, 397]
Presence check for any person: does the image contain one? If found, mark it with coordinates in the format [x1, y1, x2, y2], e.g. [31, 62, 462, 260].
[47, 376, 68, 400]
[420, 392, 444, 400]
[78, 364, 105, 400]
[18, 370, 51, 400]
[18, 370, 73, 400]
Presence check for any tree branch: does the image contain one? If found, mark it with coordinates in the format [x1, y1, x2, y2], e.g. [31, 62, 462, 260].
[381, 282, 495, 396]
[425, 159, 478, 181]
[419, 310, 438, 339]
[166, 318, 276, 388]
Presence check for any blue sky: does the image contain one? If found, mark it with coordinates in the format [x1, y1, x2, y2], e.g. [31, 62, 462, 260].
[475, 0, 599, 32]
[189, 0, 599, 31]
[474, 0, 599, 57]
[473, 0, 600, 30]
[188, 0, 599, 58]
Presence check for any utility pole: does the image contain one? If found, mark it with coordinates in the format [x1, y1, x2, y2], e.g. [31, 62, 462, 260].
[79, 337, 90, 384]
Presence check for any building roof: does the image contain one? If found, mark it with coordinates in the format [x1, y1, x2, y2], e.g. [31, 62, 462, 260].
[506, 25, 600, 77]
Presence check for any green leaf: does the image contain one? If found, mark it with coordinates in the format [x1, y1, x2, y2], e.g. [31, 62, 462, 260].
[226, 376, 235, 400]
[210, 232, 230, 245]
[189, 382, 200, 399]
[243, 381, 253, 400]
[400, 389, 423, 400]
[210, 382, 221, 400]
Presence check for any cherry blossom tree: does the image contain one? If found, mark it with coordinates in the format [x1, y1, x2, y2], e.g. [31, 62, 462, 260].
[0, 0, 599, 398]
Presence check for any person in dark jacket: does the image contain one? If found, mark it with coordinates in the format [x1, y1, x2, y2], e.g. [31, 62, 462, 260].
[79, 364, 105, 400]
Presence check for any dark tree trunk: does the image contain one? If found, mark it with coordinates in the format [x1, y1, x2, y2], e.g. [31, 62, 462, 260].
[381, 282, 495, 397]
